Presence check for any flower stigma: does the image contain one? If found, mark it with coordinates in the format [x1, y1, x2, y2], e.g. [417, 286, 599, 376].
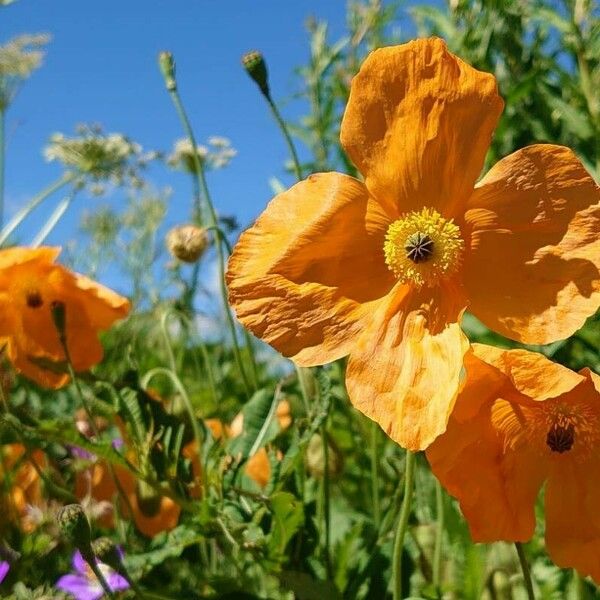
[384, 208, 464, 286]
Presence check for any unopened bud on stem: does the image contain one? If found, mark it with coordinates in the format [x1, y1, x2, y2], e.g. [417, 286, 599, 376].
[166, 224, 209, 263]
[57, 504, 93, 558]
[242, 50, 270, 98]
[158, 51, 177, 91]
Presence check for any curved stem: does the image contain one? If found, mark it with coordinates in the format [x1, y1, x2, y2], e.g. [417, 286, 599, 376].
[266, 95, 302, 181]
[433, 479, 444, 590]
[392, 450, 416, 600]
[515, 542, 535, 600]
[0, 172, 75, 246]
[166, 85, 256, 396]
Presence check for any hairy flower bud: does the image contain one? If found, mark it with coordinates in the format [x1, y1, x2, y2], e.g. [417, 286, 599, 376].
[242, 50, 270, 98]
[158, 51, 177, 91]
[91, 537, 122, 574]
[306, 434, 343, 479]
[57, 504, 92, 555]
[166, 224, 209, 263]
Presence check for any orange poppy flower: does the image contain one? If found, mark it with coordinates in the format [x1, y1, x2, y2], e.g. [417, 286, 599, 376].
[0, 247, 130, 388]
[427, 344, 600, 582]
[226, 37, 600, 450]
[0, 444, 46, 532]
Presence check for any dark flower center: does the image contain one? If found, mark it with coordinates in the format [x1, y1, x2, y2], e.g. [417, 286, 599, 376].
[546, 423, 575, 453]
[404, 232, 434, 263]
[25, 290, 44, 309]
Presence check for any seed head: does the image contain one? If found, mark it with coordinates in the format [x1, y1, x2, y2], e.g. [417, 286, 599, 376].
[166, 224, 209, 263]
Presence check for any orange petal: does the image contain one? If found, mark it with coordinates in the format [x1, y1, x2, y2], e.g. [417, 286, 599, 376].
[427, 350, 547, 542]
[227, 172, 395, 366]
[545, 457, 600, 583]
[472, 343, 585, 401]
[0, 246, 61, 269]
[543, 370, 600, 583]
[346, 280, 468, 451]
[340, 37, 503, 218]
[463, 144, 600, 344]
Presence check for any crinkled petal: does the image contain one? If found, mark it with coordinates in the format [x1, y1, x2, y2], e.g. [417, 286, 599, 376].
[472, 343, 585, 401]
[427, 349, 547, 542]
[346, 280, 468, 451]
[340, 37, 503, 218]
[227, 172, 395, 366]
[464, 144, 600, 344]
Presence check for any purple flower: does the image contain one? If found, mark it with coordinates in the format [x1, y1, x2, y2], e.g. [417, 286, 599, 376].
[56, 550, 129, 600]
[0, 561, 9, 584]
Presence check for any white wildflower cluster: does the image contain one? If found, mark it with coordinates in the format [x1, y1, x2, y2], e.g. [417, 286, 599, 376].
[44, 124, 157, 192]
[167, 136, 237, 173]
[0, 33, 50, 110]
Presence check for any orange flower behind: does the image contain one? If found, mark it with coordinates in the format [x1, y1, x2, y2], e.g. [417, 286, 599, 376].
[75, 458, 181, 538]
[226, 37, 600, 451]
[0, 444, 46, 533]
[0, 247, 130, 388]
[427, 345, 600, 582]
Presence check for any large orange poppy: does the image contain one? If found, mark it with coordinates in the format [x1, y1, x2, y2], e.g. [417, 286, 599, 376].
[427, 344, 600, 582]
[226, 37, 600, 450]
[0, 247, 130, 388]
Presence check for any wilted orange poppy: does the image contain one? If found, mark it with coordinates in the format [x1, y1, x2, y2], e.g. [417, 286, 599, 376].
[0, 443, 46, 532]
[227, 37, 600, 450]
[427, 344, 600, 582]
[0, 247, 130, 388]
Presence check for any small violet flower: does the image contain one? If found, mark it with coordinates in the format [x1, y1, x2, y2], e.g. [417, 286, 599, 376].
[0, 561, 9, 584]
[56, 550, 128, 600]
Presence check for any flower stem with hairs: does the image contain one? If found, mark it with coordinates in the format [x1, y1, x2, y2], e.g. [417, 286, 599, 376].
[392, 450, 415, 600]
[515, 542, 535, 600]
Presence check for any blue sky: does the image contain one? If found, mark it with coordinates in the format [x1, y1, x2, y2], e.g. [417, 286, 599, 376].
[2, 0, 422, 289]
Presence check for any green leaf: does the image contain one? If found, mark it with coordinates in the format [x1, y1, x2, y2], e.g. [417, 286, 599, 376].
[279, 571, 341, 600]
[268, 491, 304, 559]
[227, 388, 280, 460]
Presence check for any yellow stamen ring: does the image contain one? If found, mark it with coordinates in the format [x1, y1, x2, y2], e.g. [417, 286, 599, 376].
[384, 208, 464, 286]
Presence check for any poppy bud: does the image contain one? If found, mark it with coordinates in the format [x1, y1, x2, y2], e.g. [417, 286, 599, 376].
[57, 504, 92, 558]
[91, 537, 122, 573]
[158, 51, 177, 91]
[166, 224, 209, 263]
[305, 433, 343, 479]
[242, 50, 270, 98]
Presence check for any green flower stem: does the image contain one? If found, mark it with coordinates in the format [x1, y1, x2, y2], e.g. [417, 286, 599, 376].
[141, 366, 208, 494]
[0, 171, 75, 246]
[166, 85, 257, 396]
[370, 420, 381, 528]
[515, 542, 535, 600]
[0, 109, 5, 230]
[392, 450, 416, 600]
[433, 479, 445, 590]
[265, 95, 302, 181]
[54, 321, 136, 521]
[31, 192, 75, 247]
[321, 421, 332, 581]
[84, 556, 116, 599]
